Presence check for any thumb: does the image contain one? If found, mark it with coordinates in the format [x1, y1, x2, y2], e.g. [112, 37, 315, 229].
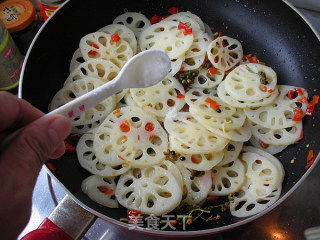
[1, 114, 71, 177]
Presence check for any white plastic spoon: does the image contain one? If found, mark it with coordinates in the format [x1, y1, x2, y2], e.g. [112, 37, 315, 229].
[0, 50, 170, 150]
[48, 49, 171, 120]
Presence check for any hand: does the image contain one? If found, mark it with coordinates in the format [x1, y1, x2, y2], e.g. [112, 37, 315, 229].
[0, 92, 71, 240]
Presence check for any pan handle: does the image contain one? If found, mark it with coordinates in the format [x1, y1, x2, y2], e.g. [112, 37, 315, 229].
[21, 195, 97, 240]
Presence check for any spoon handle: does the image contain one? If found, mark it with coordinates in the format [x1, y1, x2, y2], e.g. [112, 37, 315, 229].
[48, 79, 120, 119]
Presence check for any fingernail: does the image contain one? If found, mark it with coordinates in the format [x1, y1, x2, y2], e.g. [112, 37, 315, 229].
[48, 117, 71, 145]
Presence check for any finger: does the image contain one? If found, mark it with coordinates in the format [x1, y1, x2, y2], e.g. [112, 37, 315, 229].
[0, 114, 71, 183]
[0, 91, 44, 132]
[50, 141, 66, 159]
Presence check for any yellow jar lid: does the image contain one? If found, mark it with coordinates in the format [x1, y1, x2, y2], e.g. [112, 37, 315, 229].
[0, 0, 36, 33]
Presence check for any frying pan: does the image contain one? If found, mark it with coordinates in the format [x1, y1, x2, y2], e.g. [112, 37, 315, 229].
[20, 0, 320, 237]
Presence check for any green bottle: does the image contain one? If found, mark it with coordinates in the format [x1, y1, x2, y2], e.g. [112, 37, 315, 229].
[0, 19, 23, 92]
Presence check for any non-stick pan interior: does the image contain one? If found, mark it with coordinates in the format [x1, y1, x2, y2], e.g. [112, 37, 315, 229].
[21, 0, 320, 234]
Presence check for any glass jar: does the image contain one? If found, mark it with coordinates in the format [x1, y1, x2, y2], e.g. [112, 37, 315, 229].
[0, 19, 23, 92]
[36, 0, 66, 21]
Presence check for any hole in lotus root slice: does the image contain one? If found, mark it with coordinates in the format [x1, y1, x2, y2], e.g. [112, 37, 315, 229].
[169, 57, 183, 76]
[244, 85, 308, 130]
[240, 151, 282, 198]
[80, 32, 133, 68]
[154, 176, 169, 185]
[139, 20, 194, 60]
[218, 141, 243, 166]
[133, 168, 142, 179]
[115, 166, 182, 215]
[113, 12, 151, 37]
[156, 189, 173, 198]
[110, 108, 168, 167]
[98, 23, 138, 54]
[191, 68, 224, 89]
[77, 133, 130, 177]
[130, 75, 186, 121]
[248, 118, 303, 146]
[182, 54, 206, 71]
[81, 175, 118, 208]
[69, 48, 85, 73]
[49, 78, 116, 134]
[64, 59, 120, 86]
[230, 179, 281, 218]
[209, 159, 245, 196]
[207, 36, 243, 71]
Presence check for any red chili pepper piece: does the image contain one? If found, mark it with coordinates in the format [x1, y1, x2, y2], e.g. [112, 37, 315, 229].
[149, 134, 155, 140]
[287, 90, 294, 99]
[292, 107, 303, 121]
[127, 209, 140, 224]
[46, 162, 56, 173]
[111, 33, 120, 42]
[208, 67, 218, 75]
[97, 186, 113, 195]
[305, 95, 319, 116]
[64, 141, 76, 153]
[259, 140, 269, 149]
[149, 14, 160, 24]
[91, 43, 99, 49]
[113, 109, 120, 115]
[178, 22, 189, 30]
[305, 156, 316, 169]
[207, 195, 219, 203]
[145, 122, 155, 132]
[297, 96, 308, 103]
[168, 7, 178, 14]
[249, 55, 257, 63]
[176, 93, 185, 98]
[191, 156, 199, 164]
[184, 27, 193, 35]
[159, 16, 168, 21]
[205, 97, 220, 110]
[88, 43, 99, 55]
[295, 88, 304, 96]
[120, 120, 130, 132]
[307, 150, 314, 162]
[262, 86, 268, 92]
